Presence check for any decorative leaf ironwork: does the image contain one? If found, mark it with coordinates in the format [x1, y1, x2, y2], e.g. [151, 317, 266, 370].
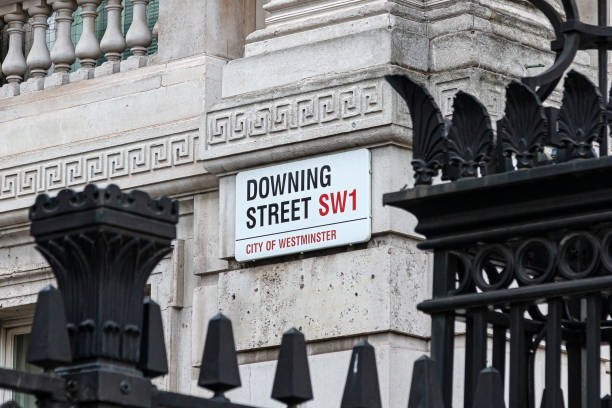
[556, 70, 604, 160]
[498, 81, 548, 169]
[446, 92, 494, 179]
[386, 75, 446, 185]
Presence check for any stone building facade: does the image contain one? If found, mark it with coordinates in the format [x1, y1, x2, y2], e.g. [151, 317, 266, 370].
[0, 0, 606, 407]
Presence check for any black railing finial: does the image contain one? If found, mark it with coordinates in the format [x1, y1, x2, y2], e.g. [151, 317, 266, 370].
[407, 356, 444, 408]
[271, 328, 313, 407]
[139, 298, 168, 378]
[472, 367, 505, 408]
[26, 285, 72, 371]
[340, 340, 382, 408]
[198, 313, 241, 401]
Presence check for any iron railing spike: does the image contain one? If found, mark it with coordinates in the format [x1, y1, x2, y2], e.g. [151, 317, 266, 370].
[407, 355, 444, 408]
[472, 367, 505, 408]
[340, 340, 382, 408]
[138, 298, 169, 378]
[271, 328, 313, 406]
[26, 285, 72, 370]
[198, 313, 241, 401]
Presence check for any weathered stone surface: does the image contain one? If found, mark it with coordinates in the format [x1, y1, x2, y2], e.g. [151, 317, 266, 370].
[218, 175, 236, 260]
[371, 145, 417, 237]
[157, 0, 255, 62]
[194, 192, 228, 274]
[223, 25, 428, 97]
[191, 235, 430, 353]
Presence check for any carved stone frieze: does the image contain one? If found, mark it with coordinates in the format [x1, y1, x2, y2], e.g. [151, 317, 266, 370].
[201, 73, 416, 173]
[0, 131, 199, 202]
[206, 80, 385, 146]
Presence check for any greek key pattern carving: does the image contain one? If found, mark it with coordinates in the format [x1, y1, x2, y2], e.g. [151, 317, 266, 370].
[0, 133, 198, 200]
[206, 81, 385, 146]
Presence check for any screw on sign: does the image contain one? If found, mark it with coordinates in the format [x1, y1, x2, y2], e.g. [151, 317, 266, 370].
[0, 184, 384, 408]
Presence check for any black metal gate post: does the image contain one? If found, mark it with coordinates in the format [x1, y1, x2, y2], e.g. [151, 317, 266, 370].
[0, 184, 385, 408]
[384, 1, 612, 407]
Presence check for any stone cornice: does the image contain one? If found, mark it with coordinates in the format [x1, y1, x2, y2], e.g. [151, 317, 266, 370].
[201, 66, 416, 174]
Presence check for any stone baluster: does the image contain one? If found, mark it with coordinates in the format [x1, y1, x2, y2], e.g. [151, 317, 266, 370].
[75, 0, 102, 71]
[100, 0, 125, 64]
[0, 3, 27, 92]
[126, 0, 151, 57]
[23, 0, 52, 82]
[48, 0, 77, 76]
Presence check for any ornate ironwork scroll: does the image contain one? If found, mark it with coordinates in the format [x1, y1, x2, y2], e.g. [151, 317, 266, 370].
[385, 2, 612, 408]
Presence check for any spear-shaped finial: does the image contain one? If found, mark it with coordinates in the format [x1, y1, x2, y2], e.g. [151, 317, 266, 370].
[198, 313, 241, 401]
[138, 298, 168, 378]
[271, 328, 313, 407]
[472, 367, 505, 408]
[26, 285, 72, 371]
[340, 341, 381, 408]
[407, 356, 444, 408]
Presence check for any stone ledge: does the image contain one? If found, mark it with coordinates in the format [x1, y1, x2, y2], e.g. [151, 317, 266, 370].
[223, 20, 429, 97]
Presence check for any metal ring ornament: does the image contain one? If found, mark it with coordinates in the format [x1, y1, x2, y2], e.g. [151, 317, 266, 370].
[599, 230, 612, 273]
[472, 244, 514, 291]
[447, 251, 473, 296]
[514, 238, 557, 285]
[558, 232, 600, 279]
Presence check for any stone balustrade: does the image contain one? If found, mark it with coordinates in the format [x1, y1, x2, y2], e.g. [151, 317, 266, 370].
[0, 0, 154, 97]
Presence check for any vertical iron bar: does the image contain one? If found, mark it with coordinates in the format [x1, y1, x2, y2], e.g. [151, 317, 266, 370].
[587, 295, 602, 408]
[431, 251, 456, 408]
[464, 308, 487, 408]
[599, 0, 609, 156]
[510, 304, 527, 408]
[492, 325, 506, 389]
[567, 335, 582, 408]
[431, 314, 454, 408]
[545, 299, 562, 408]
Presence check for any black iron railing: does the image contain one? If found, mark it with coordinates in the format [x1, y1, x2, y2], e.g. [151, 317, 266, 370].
[0, 184, 383, 408]
[384, 1, 612, 408]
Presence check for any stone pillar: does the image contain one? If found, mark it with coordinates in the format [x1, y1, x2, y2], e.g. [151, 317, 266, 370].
[126, 0, 152, 57]
[0, 3, 27, 87]
[48, 0, 77, 77]
[157, 0, 256, 62]
[100, 0, 126, 63]
[198, 1, 590, 407]
[23, 0, 52, 80]
[75, 0, 102, 70]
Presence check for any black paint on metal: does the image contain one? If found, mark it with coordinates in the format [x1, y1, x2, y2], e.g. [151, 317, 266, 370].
[0, 183, 384, 408]
[271, 328, 313, 406]
[26, 285, 72, 371]
[340, 341, 382, 408]
[383, 2, 612, 407]
[198, 313, 241, 402]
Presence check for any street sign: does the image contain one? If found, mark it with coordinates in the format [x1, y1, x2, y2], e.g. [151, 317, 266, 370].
[235, 149, 371, 261]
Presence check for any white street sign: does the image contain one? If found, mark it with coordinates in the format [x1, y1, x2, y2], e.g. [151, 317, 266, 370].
[235, 149, 372, 261]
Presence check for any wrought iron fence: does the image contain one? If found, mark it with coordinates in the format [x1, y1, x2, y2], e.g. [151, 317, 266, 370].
[0, 184, 383, 408]
[384, 1, 612, 407]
